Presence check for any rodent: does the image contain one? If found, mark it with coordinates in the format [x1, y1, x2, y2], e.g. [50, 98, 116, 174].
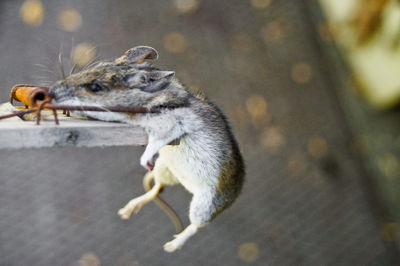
[49, 46, 245, 252]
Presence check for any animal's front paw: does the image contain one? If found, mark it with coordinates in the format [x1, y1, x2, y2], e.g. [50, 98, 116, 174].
[163, 239, 183, 253]
[143, 161, 154, 171]
[140, 155, 157, 171]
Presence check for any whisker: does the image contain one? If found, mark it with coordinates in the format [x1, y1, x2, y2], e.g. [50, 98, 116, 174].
[35, 78, 53, 83]
[33, 63, 57, 76]
[39, 82, 53, 86]
[96, 105, 112, 112]
[58, 53, 66, 79]
[82, 56, 101, 70]
[34, 63, 51, 69]
[37, 68, 57, 75]
[85, 45, 97, 55]
[69, 63, 77, 75]
[32, 75, 54, 84]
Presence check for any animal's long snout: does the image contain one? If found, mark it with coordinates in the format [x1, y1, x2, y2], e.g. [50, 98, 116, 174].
[48, 83, 72, 102]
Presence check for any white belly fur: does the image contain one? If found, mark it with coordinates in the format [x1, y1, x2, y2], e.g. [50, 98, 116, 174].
[157, 142, 219, 195]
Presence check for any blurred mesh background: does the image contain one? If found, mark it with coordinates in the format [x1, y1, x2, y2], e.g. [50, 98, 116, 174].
[0, 0, 398, 265]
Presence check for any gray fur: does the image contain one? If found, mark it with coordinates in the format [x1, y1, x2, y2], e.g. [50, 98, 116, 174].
[49, 46, 245, 251]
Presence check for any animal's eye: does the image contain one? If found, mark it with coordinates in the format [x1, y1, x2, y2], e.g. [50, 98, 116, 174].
[84, 82, 106, 93]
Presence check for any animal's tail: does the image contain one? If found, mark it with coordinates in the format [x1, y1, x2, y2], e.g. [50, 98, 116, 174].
[143, 172, 183, 233]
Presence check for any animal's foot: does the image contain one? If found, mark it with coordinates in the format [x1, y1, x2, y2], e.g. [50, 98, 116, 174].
[117, 199, 145, 220]
[163, 237, 183, 253]
[117, 208, 132, 220]
[163, 224, 199, 252]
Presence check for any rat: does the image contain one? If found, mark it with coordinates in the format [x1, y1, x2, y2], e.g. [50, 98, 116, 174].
[49, 46, 245, 252]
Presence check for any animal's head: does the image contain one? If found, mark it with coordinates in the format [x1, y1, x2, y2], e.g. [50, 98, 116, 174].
[49, 46, 178, 107]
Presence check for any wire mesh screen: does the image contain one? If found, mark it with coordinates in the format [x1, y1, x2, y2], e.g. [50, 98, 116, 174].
[0, 0, 396, 265]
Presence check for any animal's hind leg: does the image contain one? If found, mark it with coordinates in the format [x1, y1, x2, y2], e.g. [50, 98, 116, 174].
[163, 190, 221, 252]
[163, 223, 199, 253]
[118, 172, 162, 220]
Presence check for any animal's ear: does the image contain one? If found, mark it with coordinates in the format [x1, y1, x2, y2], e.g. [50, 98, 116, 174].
[116, 46, 158, 64]
[143, 71, 175, 92]
[125, 70, 149, 88]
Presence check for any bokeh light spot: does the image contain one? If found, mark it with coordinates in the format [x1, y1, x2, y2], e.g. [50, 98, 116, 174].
[291, 62, 313, 84]
[380, 222, 400, 241]
[58, 7, 82, 32]
[71, 42, 96, 67]
[238, 242, 259, 262]
[164, 32, 188, 54]
[377, 153, 398, 179]
[250, 0, 272, 9]
[261, 21, 284, 44]
[307, 136, 328, 159]
[287, 152, 308, 175]
[246, 94, 271, 125]
[78, 252, 100, 266]
[261, 126, 286, 152]
[20, 0, 45, 27]
[173, 0, 199, 14]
